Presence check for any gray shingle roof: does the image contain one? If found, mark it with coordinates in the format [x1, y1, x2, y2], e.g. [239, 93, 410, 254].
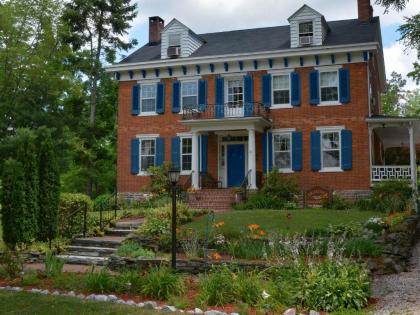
[119, 17, 380, 64]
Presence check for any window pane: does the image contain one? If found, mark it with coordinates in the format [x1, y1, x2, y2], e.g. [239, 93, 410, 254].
[322, 132, 340, 150]
[274, 90, 290, 104]
[142, 85, 156, 98]
[273, 75, 289, 90]
[141, 156, 155, 171]
[227, 80, 243, 107]
[274, 152, 291, 169]
[299, 22, 313, 34]
[321, 87, 339, 102]
[182, 138, 192, 154]
[141, 140, 155, 155]
[182, 82, 197, 96]
[142, 99, 156, 112]
[182, 155, 192, 171]
[320, 72, 338, 87]
[183, 96, 197, 109]
[323, 151, 340, 168]
[168, 33, 181, 46]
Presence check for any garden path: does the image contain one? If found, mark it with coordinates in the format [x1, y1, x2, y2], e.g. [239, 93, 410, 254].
[372, 239, 420, 315]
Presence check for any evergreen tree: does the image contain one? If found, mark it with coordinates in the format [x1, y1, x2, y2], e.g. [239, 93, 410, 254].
[1, 159, 28, 248]
[16, 129, 39, 240]
[37, 128, 61, 243]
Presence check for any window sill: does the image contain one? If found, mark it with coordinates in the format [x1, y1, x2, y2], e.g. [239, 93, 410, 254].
[181, 171, 192, 176]
[318, 102, 342, 107]
[138, 112, 158, 117]
[319, 168, 343, 173]
[271, 104, 293, 109]
[277, 168, 294, 174]
[137, 172, 151, 176]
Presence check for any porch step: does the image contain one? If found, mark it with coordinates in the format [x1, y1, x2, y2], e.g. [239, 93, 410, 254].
[187, 189, 235, 211]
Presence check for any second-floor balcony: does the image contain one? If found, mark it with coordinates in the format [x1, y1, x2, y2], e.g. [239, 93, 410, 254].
[182, 102, 270, 121]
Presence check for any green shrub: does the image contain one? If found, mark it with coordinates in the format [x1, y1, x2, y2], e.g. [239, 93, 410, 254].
[224, 238, 267, 260]
[113, 270, 143, 294]
[234, 270, 263, 305]
[142, 266, 185, 300]
[372, 180, 413, 213]
[21, 271, 40, 286]
[301, 260, 370, 311]
[261, 168, 299, 202]
[116, 241, 155, 258]
[83, 269, 114, 293]
[93, 194, 114, 213]
[234, 193, 287, 210]
[145, 163, 172, 196]
[198, 267, 236, 306]
[44, 251, 64, 278]
[0, 250, 24, 280]
[58, 193, 93, 238]
[323, 195, 352, 210]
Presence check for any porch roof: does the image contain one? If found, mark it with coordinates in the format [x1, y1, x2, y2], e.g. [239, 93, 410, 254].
[179, 116, 272, 133]
[367, 115, 420, 149]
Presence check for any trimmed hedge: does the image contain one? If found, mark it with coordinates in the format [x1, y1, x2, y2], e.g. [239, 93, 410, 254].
[58, 193, 93, 238]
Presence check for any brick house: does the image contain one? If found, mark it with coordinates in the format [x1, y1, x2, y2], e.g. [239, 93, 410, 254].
[107, 0, 419, 207]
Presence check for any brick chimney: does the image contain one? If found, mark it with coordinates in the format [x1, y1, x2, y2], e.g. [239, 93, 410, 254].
[358, 0, 373, 22]
[149, 16, 164, 44]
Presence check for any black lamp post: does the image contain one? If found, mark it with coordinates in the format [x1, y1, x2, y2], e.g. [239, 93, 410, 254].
[168, 168, 180, 269]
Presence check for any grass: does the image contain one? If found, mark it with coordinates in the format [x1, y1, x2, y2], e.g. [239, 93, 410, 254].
[184, 209, 383, 237]
[0, 291, 175, 315]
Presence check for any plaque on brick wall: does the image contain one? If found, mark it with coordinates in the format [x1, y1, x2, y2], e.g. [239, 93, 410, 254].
[304, 186, 332, 208]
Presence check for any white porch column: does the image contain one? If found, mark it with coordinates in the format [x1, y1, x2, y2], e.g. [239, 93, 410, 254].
[248, 128, 257, 190]
[409, 126, 417, 191]
[369, 127, 373, 185]
[192, 132, 200, 189]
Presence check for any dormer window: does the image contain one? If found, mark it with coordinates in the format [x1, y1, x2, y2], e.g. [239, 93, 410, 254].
[168, 33, 181, 47]
[167, 33, 181, 58]
[299, 22, 313, 46]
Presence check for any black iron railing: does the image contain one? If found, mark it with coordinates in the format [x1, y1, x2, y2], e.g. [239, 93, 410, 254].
[182, 102, 270, 120]
[240, 169, 252, 201]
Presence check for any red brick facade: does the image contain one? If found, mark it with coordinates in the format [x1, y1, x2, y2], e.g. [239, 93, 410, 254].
[117, 61, 378, 195]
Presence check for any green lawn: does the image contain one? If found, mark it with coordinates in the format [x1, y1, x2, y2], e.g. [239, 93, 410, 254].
[0, 291, 174, 315]
[184, 209, 383, 237]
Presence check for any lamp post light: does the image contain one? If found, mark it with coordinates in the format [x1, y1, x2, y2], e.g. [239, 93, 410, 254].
[168, 168, 180, 269]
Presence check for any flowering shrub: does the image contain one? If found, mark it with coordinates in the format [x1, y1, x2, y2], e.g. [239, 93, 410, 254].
[385, 210, 413, 227]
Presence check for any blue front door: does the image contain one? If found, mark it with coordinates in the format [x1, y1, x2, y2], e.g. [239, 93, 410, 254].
[227, 144, 245, 187]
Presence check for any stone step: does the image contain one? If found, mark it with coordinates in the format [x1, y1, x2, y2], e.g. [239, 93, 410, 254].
[114, 219, 143, 230]
[105, 229, 133, 237]
[57, 255, 108, 266]
[66, 246, 117, 257]
[71, 237, 124, 249]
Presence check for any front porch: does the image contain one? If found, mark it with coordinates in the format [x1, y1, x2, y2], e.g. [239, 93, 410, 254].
[367, 116, 420, 190]
[180, 103, 271, 190]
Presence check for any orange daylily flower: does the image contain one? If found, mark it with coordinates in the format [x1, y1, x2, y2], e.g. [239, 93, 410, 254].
[248, 224, 260, 231]
[213, 221, 225, 228]
[258, 230, 266, 236]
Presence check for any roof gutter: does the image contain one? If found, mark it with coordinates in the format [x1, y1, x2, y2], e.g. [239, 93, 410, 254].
[105, 42, 380, 73]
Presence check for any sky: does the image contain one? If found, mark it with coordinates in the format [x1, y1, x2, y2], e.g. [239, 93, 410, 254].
[123, 0, 420, 90]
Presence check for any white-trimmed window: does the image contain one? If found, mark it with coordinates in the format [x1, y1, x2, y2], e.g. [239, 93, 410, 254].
[181, 137, 192, 172]
[272, 74, 290, 106]
[181, 81, 198, 110]
[140, 138, 155, 172]
[168, 33, 181, 47]
[141, 84, 157, 113]
[273, 133, 292, 171]
[299, 21, 313, 45]
[227, 79, 244, 107]
[321, 130, 341, 169]
[320, 71, 339, 103]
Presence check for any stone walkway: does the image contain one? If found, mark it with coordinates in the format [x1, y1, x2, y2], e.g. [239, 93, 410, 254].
[372, 240, 420, 315]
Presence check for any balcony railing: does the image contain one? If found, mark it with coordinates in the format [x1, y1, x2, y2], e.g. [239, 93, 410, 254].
[371, 165, 412, 182]
[182, 102, 270, 121]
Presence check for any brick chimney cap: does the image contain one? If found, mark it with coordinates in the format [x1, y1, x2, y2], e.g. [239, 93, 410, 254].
[149, 16, 164, 23]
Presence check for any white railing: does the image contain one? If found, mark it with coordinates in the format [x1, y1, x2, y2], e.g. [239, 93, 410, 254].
[371, 166, 412, 182]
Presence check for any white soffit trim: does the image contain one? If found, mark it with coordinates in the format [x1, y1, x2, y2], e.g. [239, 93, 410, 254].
[105, 42, 380, 72]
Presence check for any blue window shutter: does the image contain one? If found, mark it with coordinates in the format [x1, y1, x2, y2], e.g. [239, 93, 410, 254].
[292, 132, 303, 172]
[291, 72, 301, 107]
[171, 137, 180, 170]
[263, 132, 273, 172]
[198, 80, 208, 112]
[339, 68, 351, 104]
[262, 74, 272, 108]
[244, 75, 254, 117]
[156, 137, 165, 166]
[172, 81, 181, 113]
[310, 131, 321, 171]
[131, 138, 140, 174]
[215, 77, 225, 118]
[131, 84, 140, 115]
[201, 135, 208, 173]
[341, 130, 353, 170]
[156, 83, 165, 114]
[309, 70, 320, 105]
